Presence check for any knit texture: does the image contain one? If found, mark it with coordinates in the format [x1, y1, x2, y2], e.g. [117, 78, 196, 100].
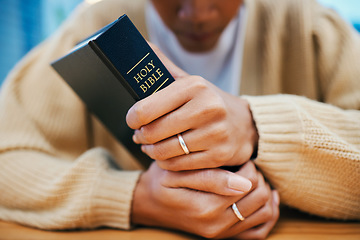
[0, 0, 359, 230]
[245, 95, 360, 219]
[0, 0, 145, 230]
[241, 0, 360, 219]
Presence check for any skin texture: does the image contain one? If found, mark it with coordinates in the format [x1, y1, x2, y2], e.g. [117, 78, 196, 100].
[151, 0, 244, 52]
[128, 1, 278, 238]
[132, 161, 280, 239]
[127, 45, 259, 171]
[128, 44, 277, 239]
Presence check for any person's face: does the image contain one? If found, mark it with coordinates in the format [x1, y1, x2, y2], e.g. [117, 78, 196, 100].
[151, 0, 244, 53]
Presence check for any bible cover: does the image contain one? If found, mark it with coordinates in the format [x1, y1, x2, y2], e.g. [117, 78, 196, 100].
[51, 14, 175, 168]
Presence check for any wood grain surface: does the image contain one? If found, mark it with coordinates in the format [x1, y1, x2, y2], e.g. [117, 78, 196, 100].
[0, 207, 359, 240]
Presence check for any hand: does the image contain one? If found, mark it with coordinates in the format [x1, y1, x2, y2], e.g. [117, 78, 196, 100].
[131, 161, 280, 239]
[126, 45, 259, 171]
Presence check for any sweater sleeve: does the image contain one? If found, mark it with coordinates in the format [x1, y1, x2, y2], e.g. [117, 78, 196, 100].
[0, 149, 141, 230]
[244, 94, 360, 220]
[0, 1, 144, 230]
[242, 0, 360, 220]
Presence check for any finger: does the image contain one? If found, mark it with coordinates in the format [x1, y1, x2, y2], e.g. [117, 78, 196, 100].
[131, 79, 222, 144]
[140, 135, 187, 160]
[229, 174, 270, 220]
[141, 132, 194, 160]
[209, 172, 270, 238]
[156, 150, 226, 171]
[235, 161, 259, 190]
[126, 79, 192, 130]
[219, 185, 274, 239]
[148, 42, 188, 79]
[131, 102, 194, 145]
[156, 147, 256, 172]
[161, 168, 252, 196]
[233, 190, 280, 240]
[128, 42, 188, 132]
[140, 125, 227, 160]
[127, 76, 219, 132]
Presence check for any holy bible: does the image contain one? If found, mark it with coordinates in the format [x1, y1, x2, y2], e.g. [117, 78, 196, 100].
[51, 14, 175, 168]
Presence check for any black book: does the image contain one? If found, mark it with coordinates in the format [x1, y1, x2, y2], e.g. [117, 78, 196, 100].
[51, 14, 175, 168]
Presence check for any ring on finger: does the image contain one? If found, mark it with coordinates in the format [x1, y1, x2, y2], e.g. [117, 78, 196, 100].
[177, 133, 190, 155]
[232, 203, 245, 221]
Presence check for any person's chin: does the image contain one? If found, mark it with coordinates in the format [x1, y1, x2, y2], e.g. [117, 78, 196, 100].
[177, 33, 220, 53]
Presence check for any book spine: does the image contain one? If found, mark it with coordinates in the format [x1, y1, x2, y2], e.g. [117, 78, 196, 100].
[94, 14, 175, 101]
[88, 41, 141, 100]
[124, 51, 173, 99]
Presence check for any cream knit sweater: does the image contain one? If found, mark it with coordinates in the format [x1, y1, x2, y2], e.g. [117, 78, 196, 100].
[0, 0, 359, 230]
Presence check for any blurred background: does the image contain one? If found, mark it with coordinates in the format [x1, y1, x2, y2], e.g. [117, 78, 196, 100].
[0, 0, 359, 86]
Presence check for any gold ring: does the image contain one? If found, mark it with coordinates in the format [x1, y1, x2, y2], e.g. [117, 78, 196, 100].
[177, 134, 190, 155]
[232, 203, 245, 221]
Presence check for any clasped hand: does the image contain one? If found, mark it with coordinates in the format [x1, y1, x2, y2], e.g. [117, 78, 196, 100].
[126, 53, 258, 171]
[127, 44, 278, 239]
[132, 161, 279, 239]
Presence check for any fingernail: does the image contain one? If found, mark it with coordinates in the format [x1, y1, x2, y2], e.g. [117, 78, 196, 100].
[228, 175, 252, 193]
[132, 134, 138, 143]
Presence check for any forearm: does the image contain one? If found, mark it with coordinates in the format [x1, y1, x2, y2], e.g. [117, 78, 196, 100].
[245, 94, 360, 220]
[0, 148, 141, 230]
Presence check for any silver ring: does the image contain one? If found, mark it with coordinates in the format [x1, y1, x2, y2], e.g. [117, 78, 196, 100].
[177, 133, 190, 155]
[232, 203, 245, 221]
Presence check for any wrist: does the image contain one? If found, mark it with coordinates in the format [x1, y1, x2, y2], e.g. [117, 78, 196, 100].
[131, 172, 148, 226]
[241, 98, 259, 159]
[250, 111, 259, 160]
[130, 167, 161, 227]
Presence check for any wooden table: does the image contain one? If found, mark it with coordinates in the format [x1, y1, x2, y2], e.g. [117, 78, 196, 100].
[1, 207, 359, 240]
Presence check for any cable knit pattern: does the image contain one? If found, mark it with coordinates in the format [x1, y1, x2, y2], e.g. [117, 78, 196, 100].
[0, 0, 359, 230]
